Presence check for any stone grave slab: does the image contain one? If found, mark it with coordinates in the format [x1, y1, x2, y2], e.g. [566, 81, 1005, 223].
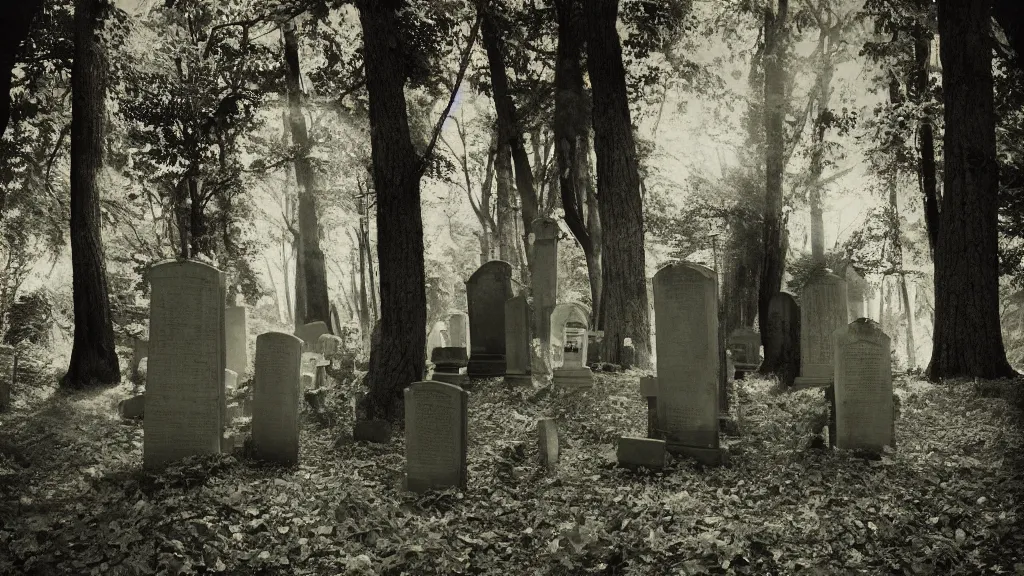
[616, 437, 666, 470]
[537, 418, 559, 469]
[834, 319, 894, 452]
[466, 261, 513, 377]
[404, 380, 469, 493]
[143, 260, 226, 469]
[504, 294, 532, 385]
[431, 347, 469, 387]
[793, 271, 848, 389]
[251, 331, 303, 465]
[225, 305, 248, 375]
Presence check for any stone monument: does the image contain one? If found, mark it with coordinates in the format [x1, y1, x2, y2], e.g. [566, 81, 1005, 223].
[793, 271, 848, 389]
[404, 380, 469, 493]
[466, 261, 514, 377]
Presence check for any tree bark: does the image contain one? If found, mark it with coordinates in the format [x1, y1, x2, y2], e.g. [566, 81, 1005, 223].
[358, 0, 427, 421]
[927, 0, 1016, 379]
[283, 22, 331, 330]
[63, 0, 120, 389]
[0, 0, 43, 139]
[585, 0, 651, 368]
[911, 0, 939, 258]
[554, 0, 603, 328]
[759, 0, 789, 354]
[808, 26, 834, 265]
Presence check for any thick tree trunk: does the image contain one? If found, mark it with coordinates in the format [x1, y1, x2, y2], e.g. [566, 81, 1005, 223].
[759, 0, 789, 352]
[494, 140, 524, 275]
[911, 2, 940, 258]
[292, 234, 305, 332]
[899, 274, 916, 368]
[554, 0, 603, 327]
[585, 0, 652, 368]
[358, 0, 427, 421]
[62, 0, 120, 389]
[808, 28, 833, 265]
[0, 0, 43, 139]
[927, 0, 1016, 379]
[993, 0, 1024, 72]
[283, 22, 331, 331]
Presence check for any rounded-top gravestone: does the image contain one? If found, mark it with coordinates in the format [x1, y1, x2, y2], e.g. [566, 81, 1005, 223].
[465, 260, 514, 376]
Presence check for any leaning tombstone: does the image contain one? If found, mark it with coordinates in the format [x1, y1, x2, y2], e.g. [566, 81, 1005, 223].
[295, 321, 329, 353]
[143, 260, 226, 469]
[616, 437, 666, 471]
[504, 294, 533, 385]
[431, 347, 469, 387]
[727, 327, 762, 377]
[251, 332, 303, 465]
[652, 262, 725, 465]
[225, 305, 248, 376]
[552, 303, 594, 389]
[761, 292, 801, 387]
[793, 271, 848, 390]
[537, 418, 559, 470]
[404, 380, 469, 493]
[833, 319, 894, 452]
[465, 261, 514, 377]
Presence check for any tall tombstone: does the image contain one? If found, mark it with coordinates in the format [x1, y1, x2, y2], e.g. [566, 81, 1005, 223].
[144, 260, 226, 469]
[466, 260, 514, 377]
[295, 321, 329, 352]
[552, 303, 593, 388]
[761, 292, 801, 387]
[404, 380, 469, 493]
[251, 332, 303, 465]
[504, 294, 532, 384]
[845, 267, 868, 321]
[652, 262, 723, 465]
[448, 311, 470, 352]
[834, 319, 893, 452]
[793, 271, 848, 389]
[225, 305, 248, 375]
[530, 218, 559, 366]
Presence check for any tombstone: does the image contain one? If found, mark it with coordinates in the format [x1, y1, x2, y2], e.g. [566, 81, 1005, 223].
[551, 303, 594, 389]
[537, 417, 559, 469]
[426, 320, 449, 361]
[301, 373, 314, 396]
[130, 337, 149, 382]
[0, 345, 13, 411]
[143, 261, 226, 469]
[251, 332, 303, 465]
[845, 267, 868, 321]
[504, 294, 532, 384]
[295, 321, 329, 353]
[225, 305, 248, 375]
[834, 319, 894, 452]
[639, 376, 658, 438]
[761, 292, 800, 387]
[793, 271, 848, 389]
[530, 218, 560, 365]
[616, 437, 666, 470]
[466, 261, 514, 377]
[727, 327, 762, 374]
[447, 311, 470, 352]
[431, 347, 469, 387]
[318, 334, 343, 358]
[652, 262, 724, 465]
[404, 380, 469, 493]
[586, 330, 603, 364]
[621, 338, 635, 370]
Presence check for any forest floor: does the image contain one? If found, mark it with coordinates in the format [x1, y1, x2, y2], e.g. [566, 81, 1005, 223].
[1, 352, 1024, 576]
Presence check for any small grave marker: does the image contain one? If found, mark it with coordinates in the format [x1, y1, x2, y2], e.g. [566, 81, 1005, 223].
[404, 380, 469, 493]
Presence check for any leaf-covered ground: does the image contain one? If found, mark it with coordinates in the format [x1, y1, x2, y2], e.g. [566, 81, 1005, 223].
[2, 354, 1023, 576]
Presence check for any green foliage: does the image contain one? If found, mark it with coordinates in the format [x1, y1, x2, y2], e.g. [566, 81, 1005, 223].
[4, 289, 55, 347]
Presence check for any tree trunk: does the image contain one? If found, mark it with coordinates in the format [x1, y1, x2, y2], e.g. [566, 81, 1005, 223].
[494, 140, 524, 274]
[0, 0, 44, 139]
[911, 1, 939, 258]
[554, 0, 603, 327]
[759, 0, 789, 354]
[899, 274, 916, 369]
[283, 22, 331, 331]
[292, 232, 305, 332]
[808, 27, 834, 265]
[62, 0, 120, 389]
[585, 0, 652, 368]
[358, 0, 427, 421]
[927, 0, 1016, 379]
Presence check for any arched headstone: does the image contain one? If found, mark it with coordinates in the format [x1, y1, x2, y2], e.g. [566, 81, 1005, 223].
[834, 319, 893, 452]
[465, 261, 514, 376]
[404, 380, 469, 493]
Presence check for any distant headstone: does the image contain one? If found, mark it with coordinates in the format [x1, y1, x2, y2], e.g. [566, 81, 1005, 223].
[845, 267, 868, 321]
[639, 376, 658, 438]
[251, 332, 303, 465]
[144, 261, 226, 469]
[727, 327, 761, 373]
[318, 334, 343, 358]
[225, 305, 248, 375]
[295, 321, 329, 353]
[426, 320, 449, 360]
[431, 347, 469, 387]
[448, 311, 470, 352]
[616, 437, 666, 470]
[353, 419, 392, 444]
[531, 218, 560, 367]
[762, 292, 801, 387]
[404, 380, 469, 493]
[466, 261, 514, 377]
[537, 417, 559, 469]
[652, 262, 724, 465]
[118, 394, 145, 420]
[552, 303, 594, 389]
[504, 294, 532, 384]
[793, 271, 848, 389]
[834, 319, 894, 452]
[301, 373, 314, 396]
[224, 369, 238, 392]
[130, 337, 149, 382]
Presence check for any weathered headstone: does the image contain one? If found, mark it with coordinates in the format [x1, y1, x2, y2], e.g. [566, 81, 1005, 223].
[639, 376, 658, 438]
[431, 347, 469, 387]
[531, 218, 559, 368]
[143, 261, 226, 469]
[845, 267, 868, 321]
[616, 437, 666, 470]
[652, 262, 724, 465]
[727, 327, 762, 374]
[426, 320, 449, 361]
[466, 261, 514, 377]
[762, 291, 801, 387]
[834, 319, 893, 452]
[621, 338, 635, 370]
[448, 311, 470, 352]
[551, 303, 594, 389]
[404, 380, 469, 493]
[504, 294, 532, 384]
[295, 321, 329, 353]
[793, 271, 848, 389]
[251, 332, 303, 465]
[537, 417, 559, 469]
[225, 305, 248, 375]
[130, 337, 149, 382]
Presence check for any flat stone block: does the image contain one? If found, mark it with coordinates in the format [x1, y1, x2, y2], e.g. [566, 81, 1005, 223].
[666, 443, 728, 466]
[467, 355, 506, 377]
[553, 367, 593, 389]
[353, 419, 392, 444]
[616, 437, 666, 470]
